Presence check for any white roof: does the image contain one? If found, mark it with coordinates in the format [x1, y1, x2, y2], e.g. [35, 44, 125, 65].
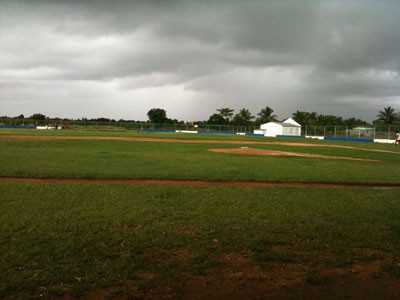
[282, 118, 301, 127]
[261, 117, 301, 128]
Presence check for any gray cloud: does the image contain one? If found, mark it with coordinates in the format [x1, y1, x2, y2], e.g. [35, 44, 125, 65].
[0, 0, 399, 122]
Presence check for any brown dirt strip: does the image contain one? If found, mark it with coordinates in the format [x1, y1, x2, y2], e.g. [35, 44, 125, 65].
[3, 134, 327, 145]
[1, 177, 399, 188]
[208, 147, 382, 162]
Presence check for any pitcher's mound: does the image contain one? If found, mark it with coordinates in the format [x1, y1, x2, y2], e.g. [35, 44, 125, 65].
[208, 147, 381, 162]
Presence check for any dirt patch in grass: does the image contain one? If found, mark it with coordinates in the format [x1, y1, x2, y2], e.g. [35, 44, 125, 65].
[208, 147, 382, 162]
[45, 259, 400, 300]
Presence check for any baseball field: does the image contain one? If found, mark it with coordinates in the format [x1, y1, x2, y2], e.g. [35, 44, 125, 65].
[1, 129, 400, 299]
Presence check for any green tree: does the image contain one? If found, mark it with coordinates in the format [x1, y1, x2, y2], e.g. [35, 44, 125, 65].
[292, 111, 318, 126]
[376, 106, 397, 124]
[292, 111, 307, 125]
[147, 108, 167, 123]
[256, 106, 277, 124]
[317, 114, 343, 126]
[233, 108, 255, 125]
[216, 108, 234, 123]
[344, 117, 370, 127]
[207, 113, 225, 125]
[29, 113, 46, 120]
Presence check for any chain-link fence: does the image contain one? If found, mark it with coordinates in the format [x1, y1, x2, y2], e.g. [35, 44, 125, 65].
[1, 118, 399, 140]
[0, 118, 258, 133]
[301, 125, 400, 140]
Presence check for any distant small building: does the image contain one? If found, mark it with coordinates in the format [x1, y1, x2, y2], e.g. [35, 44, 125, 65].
[349, 127, 375, 137]
[254, 118, 302, 137]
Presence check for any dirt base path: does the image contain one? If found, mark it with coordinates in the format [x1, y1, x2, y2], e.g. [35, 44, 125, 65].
[1, 176, 399, 188]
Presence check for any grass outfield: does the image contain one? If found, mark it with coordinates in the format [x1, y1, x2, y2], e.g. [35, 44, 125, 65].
[1, 130, 400, 298]
[1, 183, 400, 298]
[0, 133, 399, 184]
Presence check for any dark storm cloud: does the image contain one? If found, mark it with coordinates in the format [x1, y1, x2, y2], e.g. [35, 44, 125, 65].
[0, 0, 399, 121]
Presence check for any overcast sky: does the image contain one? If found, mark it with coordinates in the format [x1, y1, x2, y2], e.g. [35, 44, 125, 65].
[1, 0, 399, 122]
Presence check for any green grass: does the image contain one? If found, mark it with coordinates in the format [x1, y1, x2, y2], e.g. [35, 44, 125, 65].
[0, 136, 400, 183]
[1, 183, 400, 298]
[0, 128, 266, 141]
[1, 130, 400, 298]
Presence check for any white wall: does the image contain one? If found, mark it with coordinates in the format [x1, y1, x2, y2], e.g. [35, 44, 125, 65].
[374, 139, 396, 144]
[264, 124, 283, 137]
[254, 129, 266, 135]
[283, 127, 301, 136]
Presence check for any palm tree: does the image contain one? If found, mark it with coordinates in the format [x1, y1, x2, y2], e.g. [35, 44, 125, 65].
[257, 106, 277, 124]
[376, 106, 397, 124]
[233, 108, 255, 125]
[292, 111, 318, 126]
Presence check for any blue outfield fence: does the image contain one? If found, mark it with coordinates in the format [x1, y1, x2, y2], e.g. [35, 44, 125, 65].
[0, 125, 36, 129]
[324, 136, 374, 143]
[198, 131, 236, 135]
[277, 135, 306, 138]
[142, 129, 176, 133]
[245, 133, 265, 137]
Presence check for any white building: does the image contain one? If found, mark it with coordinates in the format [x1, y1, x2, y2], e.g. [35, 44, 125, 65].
[254, 118, 302, 137]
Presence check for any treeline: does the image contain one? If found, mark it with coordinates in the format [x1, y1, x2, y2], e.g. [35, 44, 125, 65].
[133, 105, 400, 126]
[147, 107, 375, 126]
[2, 105, 399, 126]
[1, 113, 141, 124]
[200, 107, 372, 126]
[199, 105, 400, 126]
